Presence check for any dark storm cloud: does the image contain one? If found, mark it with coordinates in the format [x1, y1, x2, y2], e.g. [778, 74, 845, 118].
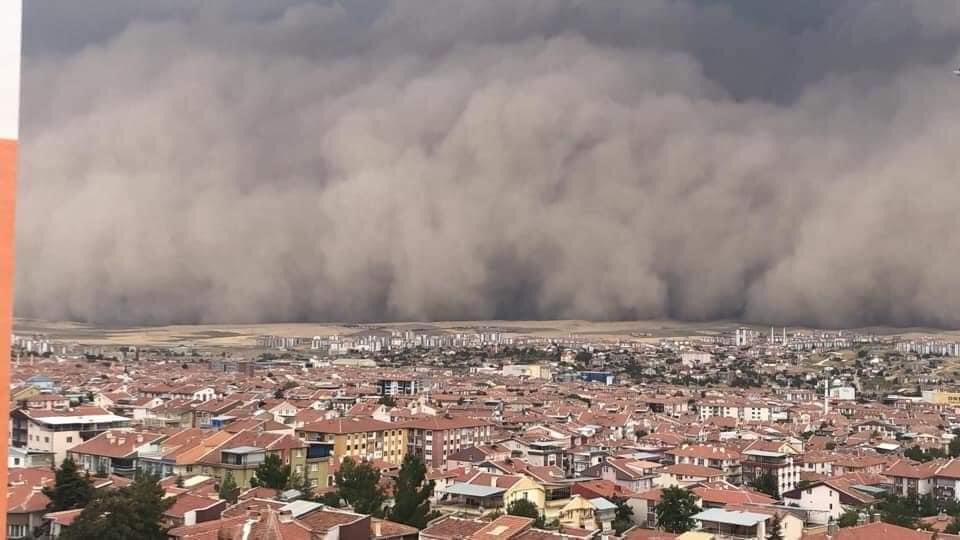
[14, 0, 960, 327]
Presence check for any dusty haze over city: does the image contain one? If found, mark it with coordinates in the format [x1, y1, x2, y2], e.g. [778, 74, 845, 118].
[14, 1, 960, 328]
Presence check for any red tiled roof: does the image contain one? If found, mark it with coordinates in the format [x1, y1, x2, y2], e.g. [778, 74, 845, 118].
[803, 521, 933, 540]
[300, 417, 395, 434]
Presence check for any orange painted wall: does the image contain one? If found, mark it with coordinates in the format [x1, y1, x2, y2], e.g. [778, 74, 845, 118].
[0, 138, 16, 533]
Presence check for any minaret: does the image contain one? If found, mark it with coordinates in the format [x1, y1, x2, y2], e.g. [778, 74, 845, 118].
[824, 377, 830, 415]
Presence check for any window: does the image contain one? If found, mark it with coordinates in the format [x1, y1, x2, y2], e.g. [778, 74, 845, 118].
[44, 436, 49, 443]
[8, 524, 28, 538]
[66, 437, 73, 443]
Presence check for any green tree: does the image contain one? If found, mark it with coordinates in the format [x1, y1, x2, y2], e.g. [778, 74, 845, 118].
[43, 458, 96, 512]
[318, 491, 343, 507]
[838, 509, 861, 528]
[388, 455, 436, 529]
[378, 395, 397, 407]
[335, 457, 386, 516]
[62, 472, 174, 540]
[751, 473, 779, 499]
[219, 472, 240, 503]
[655, 486, 699, 533]
[917, 493, 938, 517]
[767, 515, 783, 540]
[251, 453, 291, 490]
[879, 495, 920, 528]
[288, 472, 313, 499]
[949, 437, 960, 459]
[904, 446, 945, 463]
[611, 496, 635, 535]
[946, 517, 960, 535]
[507, 499, 545, 528]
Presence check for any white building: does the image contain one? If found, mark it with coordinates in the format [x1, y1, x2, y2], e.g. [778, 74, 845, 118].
[10, 408, 131, 465]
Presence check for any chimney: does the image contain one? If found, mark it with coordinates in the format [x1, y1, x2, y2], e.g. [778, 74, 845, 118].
[491, 476, 498, 487]
[374, 521, 383, 537]
[278, 510, 294, 523]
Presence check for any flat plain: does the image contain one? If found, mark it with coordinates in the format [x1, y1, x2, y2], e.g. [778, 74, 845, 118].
[12, 318, 960, 350]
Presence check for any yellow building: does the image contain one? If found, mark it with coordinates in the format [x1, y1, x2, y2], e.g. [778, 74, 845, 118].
[503, 475, 547, 512]
[199, 445, 328, 491]
[140, 429, 329, 491]
[297, 417, 407, 466]
[437, 472, 547, 517]
[11, 385, 41, 402]
[923, 391, 960, 405]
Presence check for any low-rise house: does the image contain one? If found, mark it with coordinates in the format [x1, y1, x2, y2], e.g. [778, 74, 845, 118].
[7, 484, 50, 540]
[18, 393, 70, 411]
[67, 429, 165, 477]
[558, 494, 616, 531]
[692, 508, 770, 540]
[781, 479, 875, 525]
[583, 458, 662, 493]
[657, 464, 727, 488]
[437, 472, 545, 517]
[44, 509, 83, 539]
[161, 493, 228, 529]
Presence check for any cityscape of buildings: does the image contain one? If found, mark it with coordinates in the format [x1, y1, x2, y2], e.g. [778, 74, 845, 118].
[7, 322, 960, 540]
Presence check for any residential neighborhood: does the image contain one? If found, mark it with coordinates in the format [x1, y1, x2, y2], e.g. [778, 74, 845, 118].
[8, 324, 960, 540]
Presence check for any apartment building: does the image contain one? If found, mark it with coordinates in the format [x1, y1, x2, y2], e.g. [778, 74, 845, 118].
[9, 407, 131, 465]
[741, 441, 803, 497]
[697, 399, 771, 422]
[667, 444, 743, 485]
[378, 377, 422, 396]
[298, 417, 407, 465]
[403, 415, 494, 468]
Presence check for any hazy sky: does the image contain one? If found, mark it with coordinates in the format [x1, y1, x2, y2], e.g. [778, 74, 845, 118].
[14, 0, 960, 327]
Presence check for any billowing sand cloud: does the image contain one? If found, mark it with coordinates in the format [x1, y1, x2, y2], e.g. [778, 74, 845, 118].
[14, 0, 960, 327]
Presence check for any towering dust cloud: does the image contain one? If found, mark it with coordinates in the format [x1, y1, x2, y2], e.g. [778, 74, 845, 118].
[14, 0, 960, 327]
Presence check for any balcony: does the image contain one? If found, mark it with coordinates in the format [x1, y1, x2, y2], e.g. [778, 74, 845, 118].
[221, 447, 266, 468]
[307, 443, 333, 459]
